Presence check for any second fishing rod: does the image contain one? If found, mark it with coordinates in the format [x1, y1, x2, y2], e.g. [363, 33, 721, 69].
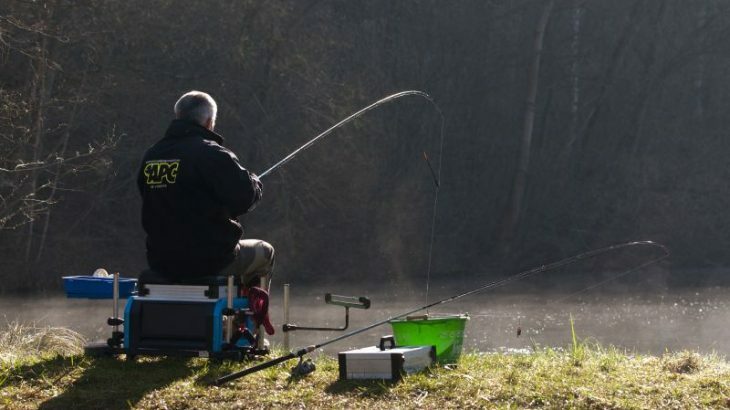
[214, 240, 669, 385]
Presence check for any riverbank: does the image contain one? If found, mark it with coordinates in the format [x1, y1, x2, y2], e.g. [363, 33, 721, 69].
[0, 325, 728, 409]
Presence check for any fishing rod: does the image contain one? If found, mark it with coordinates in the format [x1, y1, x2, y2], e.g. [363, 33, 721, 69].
[257, 90, 443, 179]
[214, 240, 669, 385]
[253, 89, 447, 315]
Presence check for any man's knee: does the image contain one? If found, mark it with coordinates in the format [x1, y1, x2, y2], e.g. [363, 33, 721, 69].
[259, 241, 275, 264]
[238, 239, 275, 274]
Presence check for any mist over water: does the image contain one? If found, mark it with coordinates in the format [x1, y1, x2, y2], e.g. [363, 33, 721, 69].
[276, 286, 729, 356]
[2, 285, 727, 357]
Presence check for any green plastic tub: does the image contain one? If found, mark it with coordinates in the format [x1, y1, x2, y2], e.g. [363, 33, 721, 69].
[390, 314, 469, 363]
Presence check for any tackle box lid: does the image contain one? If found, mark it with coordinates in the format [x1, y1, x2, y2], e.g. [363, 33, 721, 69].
[340, 345, 434, 358]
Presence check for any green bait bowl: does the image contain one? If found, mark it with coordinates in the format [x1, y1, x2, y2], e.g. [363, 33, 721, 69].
[390, 313, 469, 363]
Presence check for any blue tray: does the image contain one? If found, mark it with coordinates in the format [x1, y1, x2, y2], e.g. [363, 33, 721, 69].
[63, 276, 137, 299]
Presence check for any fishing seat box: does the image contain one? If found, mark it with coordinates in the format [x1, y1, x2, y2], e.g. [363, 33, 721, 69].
[338, 336, 436, 381]
[123, 270, 255, 359]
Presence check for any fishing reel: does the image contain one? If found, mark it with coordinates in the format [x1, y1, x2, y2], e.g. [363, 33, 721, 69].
[291, 357, 316, 377]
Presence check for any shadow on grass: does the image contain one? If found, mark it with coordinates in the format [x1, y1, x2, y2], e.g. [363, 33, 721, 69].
[35, 356, 196, 410]
[190, 360, 247, 387]
[324, 379, 396, 397]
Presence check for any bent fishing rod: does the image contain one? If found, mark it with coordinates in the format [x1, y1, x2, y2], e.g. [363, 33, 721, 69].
[214, 240, 669, 385]
[256, 90, 443, 179]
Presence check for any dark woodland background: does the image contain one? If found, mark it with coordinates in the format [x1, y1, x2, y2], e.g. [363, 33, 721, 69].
[2, 0, 730, 293]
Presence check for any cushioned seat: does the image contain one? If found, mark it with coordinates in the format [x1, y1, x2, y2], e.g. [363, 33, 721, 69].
[138, 269, 241, 286]
[137, 269, 174, 285]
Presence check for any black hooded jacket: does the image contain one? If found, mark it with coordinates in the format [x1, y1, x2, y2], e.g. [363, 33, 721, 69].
[137, 119, 262, 278]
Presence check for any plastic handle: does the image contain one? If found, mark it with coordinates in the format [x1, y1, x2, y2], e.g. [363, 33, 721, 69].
[379, 335, 395, 351]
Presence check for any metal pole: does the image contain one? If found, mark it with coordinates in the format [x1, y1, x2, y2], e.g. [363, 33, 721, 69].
[256, 275, 268, 349]
[226, 275, 234, 344]
[283, 283, 290, 350]
[112, 272, 119, 333]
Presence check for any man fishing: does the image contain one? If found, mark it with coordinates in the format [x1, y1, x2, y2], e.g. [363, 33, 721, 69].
[137, 90, 275, 289]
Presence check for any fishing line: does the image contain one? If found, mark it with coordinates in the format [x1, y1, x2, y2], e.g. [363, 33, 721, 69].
[438, 248, 670, 337]
[550, 249, 668, 305]
[422, 123, 445, 310]
[214, 240, 668, 385]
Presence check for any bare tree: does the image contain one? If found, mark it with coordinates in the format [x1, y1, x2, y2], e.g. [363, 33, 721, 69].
[0, 1, 117, 279]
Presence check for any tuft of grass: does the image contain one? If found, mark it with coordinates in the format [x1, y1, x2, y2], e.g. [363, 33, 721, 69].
[569, 313, 587, 366]
[663, 351, 702, 374]
[0, 322, 86, 363]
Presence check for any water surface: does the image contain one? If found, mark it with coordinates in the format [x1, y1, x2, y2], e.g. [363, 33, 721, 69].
[1, 287, 726, 356]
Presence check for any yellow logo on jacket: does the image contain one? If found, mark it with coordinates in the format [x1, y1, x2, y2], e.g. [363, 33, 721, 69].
[144, 160, 180, 186]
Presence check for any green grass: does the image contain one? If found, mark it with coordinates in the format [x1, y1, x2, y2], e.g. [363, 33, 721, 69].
[0, 323, 728, 409]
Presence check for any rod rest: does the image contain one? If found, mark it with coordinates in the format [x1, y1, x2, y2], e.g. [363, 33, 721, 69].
[283, 293, 371, 332]
[325, 293, 371, 309]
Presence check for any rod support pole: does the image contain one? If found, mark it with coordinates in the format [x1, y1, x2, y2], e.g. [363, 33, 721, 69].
[283, 284, 290, 350]
[256, 275, 269, 349]
[113, 272, 119, 332]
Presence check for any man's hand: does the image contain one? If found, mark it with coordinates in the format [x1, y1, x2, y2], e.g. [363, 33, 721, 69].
[251, 173, 263, 191]
[246, 173, 263, 212]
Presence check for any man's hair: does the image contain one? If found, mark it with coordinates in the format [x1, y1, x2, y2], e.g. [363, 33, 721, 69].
[174, 91, 217, 128]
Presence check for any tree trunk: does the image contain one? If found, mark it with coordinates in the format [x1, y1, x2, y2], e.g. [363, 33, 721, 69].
[572, 0, 642, 160]
[568, 0, 585, 147]
[24, 37, 52, 263]
[694, 2, 708, 121]
[499, 0, 554, 248]
[35, 70, 87, 262]
[23, 2, 58, 271]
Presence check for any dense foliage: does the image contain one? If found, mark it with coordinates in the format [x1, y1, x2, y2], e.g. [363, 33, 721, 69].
[2, 0, 730, 291]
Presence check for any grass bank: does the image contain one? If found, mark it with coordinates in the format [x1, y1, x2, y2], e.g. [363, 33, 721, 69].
[0, 324, 728, 409]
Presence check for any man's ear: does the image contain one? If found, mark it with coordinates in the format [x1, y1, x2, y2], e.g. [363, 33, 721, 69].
[205, 117, 214, 130]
